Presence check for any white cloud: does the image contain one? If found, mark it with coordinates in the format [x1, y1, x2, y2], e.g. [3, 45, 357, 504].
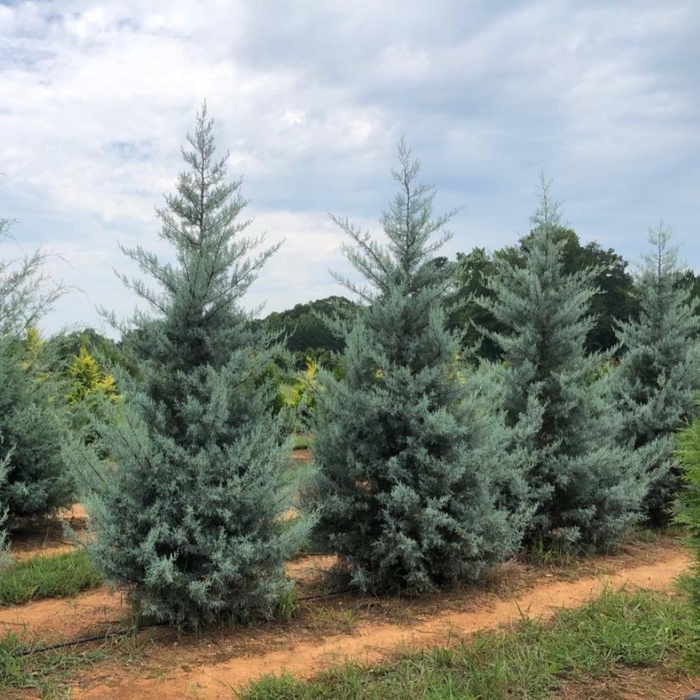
[0, 0, 699, 333]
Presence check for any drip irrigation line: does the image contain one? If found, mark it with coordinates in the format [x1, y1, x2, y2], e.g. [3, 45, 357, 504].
[296, 586, 354, 602]
[11, 587, 354, 658]
[13, 622, 169, 657]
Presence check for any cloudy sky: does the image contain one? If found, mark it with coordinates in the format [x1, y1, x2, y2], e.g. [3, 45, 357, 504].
[1, 0, 698, 335]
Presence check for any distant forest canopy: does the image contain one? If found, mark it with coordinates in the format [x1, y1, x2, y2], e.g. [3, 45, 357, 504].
[50, 226, 700, 370]
[253, 226, 700, 368]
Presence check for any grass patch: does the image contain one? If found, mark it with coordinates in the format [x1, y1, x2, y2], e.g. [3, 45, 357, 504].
[240, 587, 699, 699]
[0, 630, 107, 698]
[0, 550, 102, 606]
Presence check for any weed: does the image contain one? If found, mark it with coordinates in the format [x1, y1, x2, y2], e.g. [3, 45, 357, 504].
[0, 630, 107, 698]
[278, 589, 299, 622]
[0, 550, 101, 606]
[240, 587, 697, 700]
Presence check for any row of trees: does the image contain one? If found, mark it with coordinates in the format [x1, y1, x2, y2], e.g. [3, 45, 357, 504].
[258, 236, 700, 368]
[2, 106, 700, 626]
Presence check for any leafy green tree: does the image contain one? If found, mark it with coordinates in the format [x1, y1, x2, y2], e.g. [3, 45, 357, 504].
[451, 230, 636, 362]
[307, 141, 529, 593]
[481, 179, 648, 551]
[260, 296, 359, 367]
[612, 227, 700, 525]
[449, 248, 503, 363]
[69, 104, 306, 626]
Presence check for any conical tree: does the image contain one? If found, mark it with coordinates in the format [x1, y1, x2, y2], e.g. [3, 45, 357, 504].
[481, 178, 648, 551]
[674, 414, 700, 622]
[612, 226, 700, 525]
[0, 431, 12, 568]
[0, 219, 72, 521]
[307, 141, 529, 593]
[70, 104, 304, 626]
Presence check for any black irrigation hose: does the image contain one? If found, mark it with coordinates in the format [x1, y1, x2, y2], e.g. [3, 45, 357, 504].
[11, 587, 355, 658]
[12, 622, 169, 657]
[296, 586, 354, 602]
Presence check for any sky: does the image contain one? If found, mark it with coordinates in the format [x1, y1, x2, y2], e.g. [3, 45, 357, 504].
[0, 0, 698, 336]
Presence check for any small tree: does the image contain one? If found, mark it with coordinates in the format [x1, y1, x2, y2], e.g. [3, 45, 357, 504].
[481, 178, 648, 551]
[612, 226, 700, 525]
[69, 104, 306, 626]
[307, 141, 529, 593]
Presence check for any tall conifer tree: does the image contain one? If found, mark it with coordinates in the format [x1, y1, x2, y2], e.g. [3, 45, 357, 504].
[482, 179, 648, 551]
[612, 227, 700, 525]
[0, 218, 72, 521]
[308, 141, 529, 593]
[70, 104, 304, 626]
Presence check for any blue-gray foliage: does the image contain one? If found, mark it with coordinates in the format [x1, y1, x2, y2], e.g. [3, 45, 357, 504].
[0, 218, 72, 522]
[612, 226, 700, 525]
[0, 442, 11, 568]
[0, 339, 73, 519]
[69, 104, 306, 626]
[481, 179, 648, 551]
[307, 141, 530, 593]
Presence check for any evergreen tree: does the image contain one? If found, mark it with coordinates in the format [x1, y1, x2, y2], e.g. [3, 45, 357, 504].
[612, 227, 700, 525]
[69, 104, 305, 626]
[0, 219, 72, 521]
[0, 332, 74, 519]
[674, 413, 700, 622]
[307, 141, 529, 593]
[0, 437, 12, 568]
[481, 178, 648, 551]
[0, 217, 65, 336]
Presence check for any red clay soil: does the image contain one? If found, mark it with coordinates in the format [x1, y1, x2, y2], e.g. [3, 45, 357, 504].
[64, 550, 691, 700]
[564, 666, 700, 699]
[2, 506, 693, 699]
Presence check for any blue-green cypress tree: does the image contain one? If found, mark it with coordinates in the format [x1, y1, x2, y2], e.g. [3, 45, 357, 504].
[0, 336, 74, 519]
[0, 219, 72, 521]
[612, 226, 700, 525]
[307, 141, 529, 593]
[69, 104, 306, 626]
[481, 179, 648, 551]
[675, 413, 700, 622]
[0, 440, 11, 567]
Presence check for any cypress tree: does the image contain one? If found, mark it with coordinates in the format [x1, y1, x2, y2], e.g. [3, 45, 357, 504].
[612, 226, 700, 525]
[70, 104, 305, 626]
[482, 179, 648, 551]
[675, 414, 700, 622]
[308, 141, 529, 593]
[0, 438, 11, 567]
[0, 219, 72, 521]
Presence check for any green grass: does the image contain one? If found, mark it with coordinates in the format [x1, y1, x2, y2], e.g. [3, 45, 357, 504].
[0, 550, 102, 606]
[239, 587, 700, 700]
[0, 630, 107, 699]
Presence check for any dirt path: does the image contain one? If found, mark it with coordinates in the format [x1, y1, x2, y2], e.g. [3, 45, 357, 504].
[70, 551, 691, 700]
[0, 589, 126, 640]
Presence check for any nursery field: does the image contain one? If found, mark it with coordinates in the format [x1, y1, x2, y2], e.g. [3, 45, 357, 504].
[0, 466, 696, 700]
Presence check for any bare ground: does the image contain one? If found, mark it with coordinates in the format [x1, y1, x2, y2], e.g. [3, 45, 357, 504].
[0, 523, 691, 699]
